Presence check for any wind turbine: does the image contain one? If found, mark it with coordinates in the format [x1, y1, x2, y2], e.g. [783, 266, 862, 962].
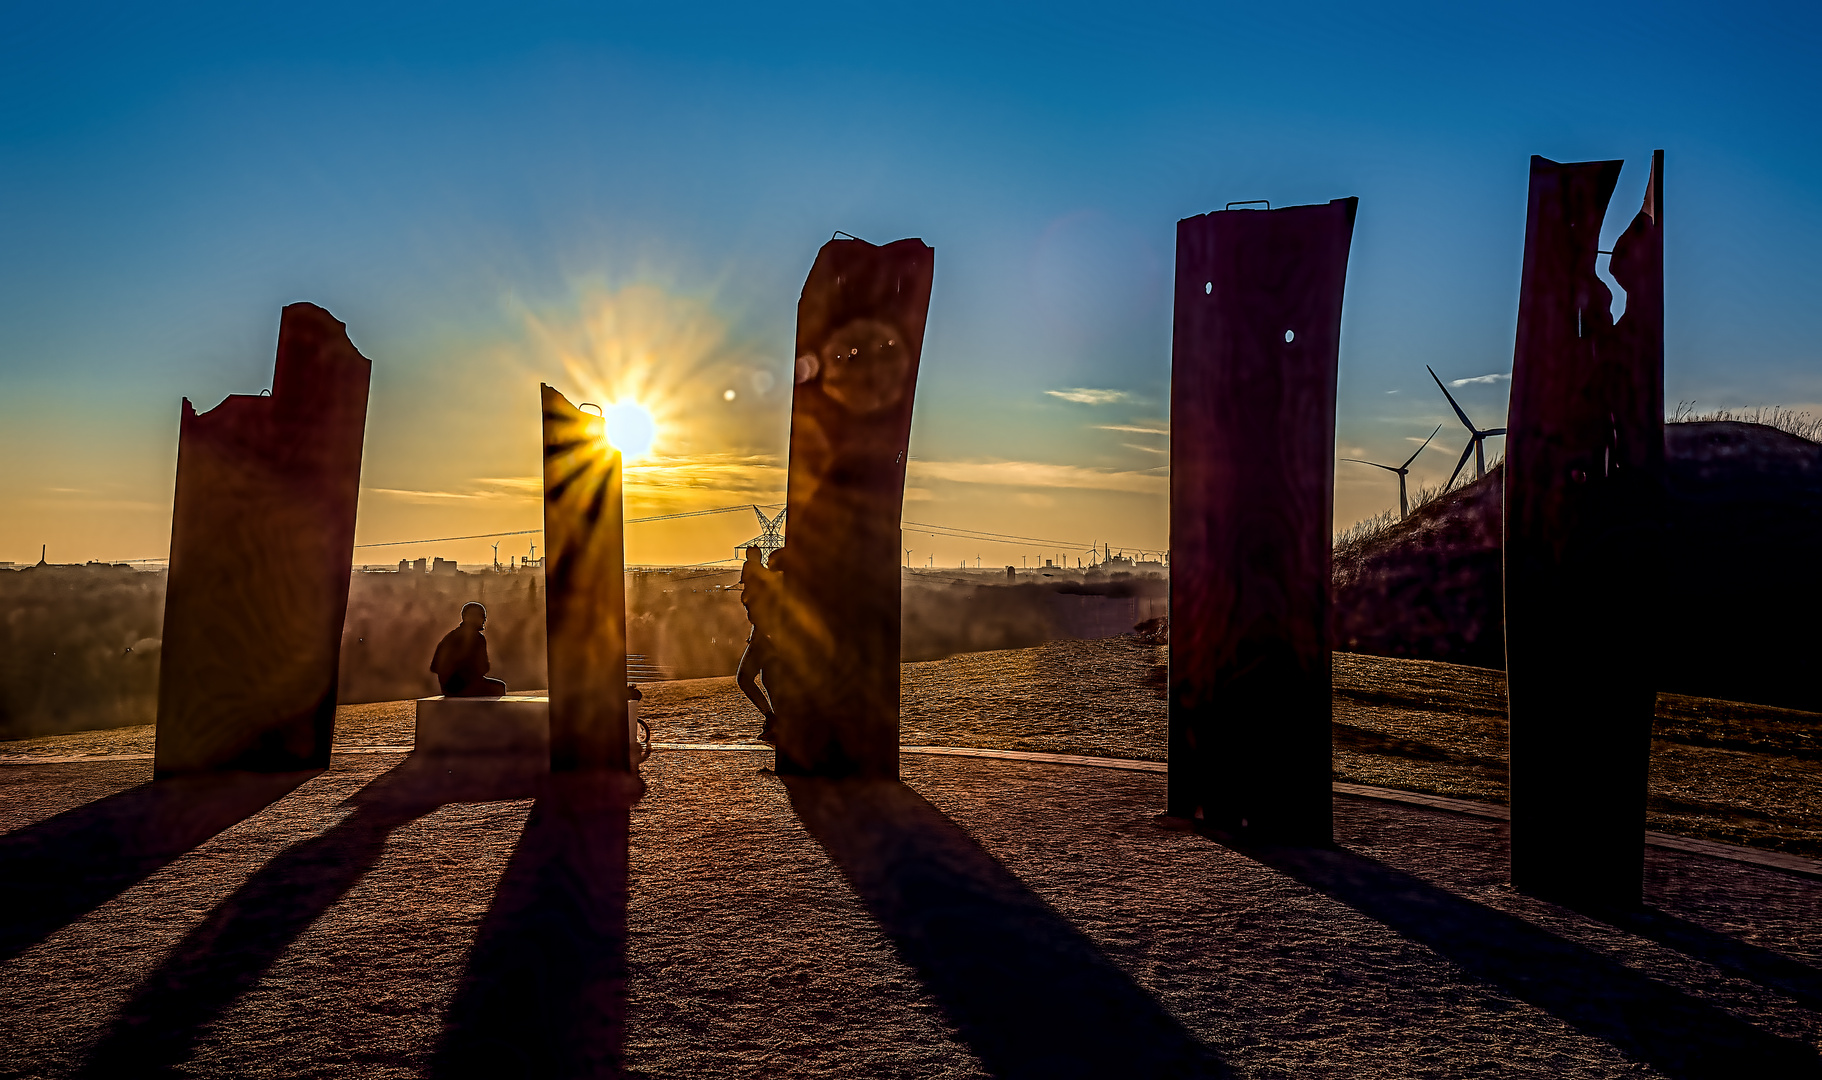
[1428, 366, 1508, 487]
[1343, 425, 1442, 519]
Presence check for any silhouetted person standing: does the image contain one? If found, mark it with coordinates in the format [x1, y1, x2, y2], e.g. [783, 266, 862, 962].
[432, 602, 507, 697]
[737, 545, 782, 744]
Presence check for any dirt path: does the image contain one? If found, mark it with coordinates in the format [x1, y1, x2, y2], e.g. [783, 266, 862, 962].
[4, 640, 1817, 856]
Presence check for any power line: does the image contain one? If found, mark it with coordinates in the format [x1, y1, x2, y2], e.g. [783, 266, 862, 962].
[900, 520, 1092, 549]
[627, 503, 782, 525]
[349, 503, 784, 549]
[117, 503, 1155, 563]
[354, 528, 542, 549]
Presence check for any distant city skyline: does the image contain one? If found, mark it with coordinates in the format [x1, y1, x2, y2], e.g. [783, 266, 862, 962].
[4, 2, 1818, 567]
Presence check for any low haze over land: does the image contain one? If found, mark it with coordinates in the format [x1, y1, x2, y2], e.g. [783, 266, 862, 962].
[2, 2, 1817, 566]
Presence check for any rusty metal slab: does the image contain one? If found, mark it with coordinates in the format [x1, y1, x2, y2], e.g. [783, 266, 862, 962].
[542, 384, 631, 771]
[1167, 198, 1357, 844]
[1505, 152, 1664, 905]
[155, 303, 370, 774]
[768, 236, 934, 779]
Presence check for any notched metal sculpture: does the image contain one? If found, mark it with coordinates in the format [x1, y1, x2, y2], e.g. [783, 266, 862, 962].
[1167, 198, 1358, 844]
[768, 235, 935, 778]
[154, 303, 370, 774]
[1505, 152, 1664, 905]
[542, 385, 631, 772]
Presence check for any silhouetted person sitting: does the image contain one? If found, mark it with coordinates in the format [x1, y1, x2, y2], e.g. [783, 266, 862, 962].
[737, 545, 782, 744]
[431, 602, 507, 698]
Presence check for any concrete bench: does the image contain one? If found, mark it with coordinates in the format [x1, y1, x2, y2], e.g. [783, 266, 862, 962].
[413, 695, 645, 761]
[415, 695, 550, 756]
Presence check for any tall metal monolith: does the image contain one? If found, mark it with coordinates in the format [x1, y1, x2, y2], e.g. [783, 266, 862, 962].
[154, 303, 370, 775]
[768, 236, 934, 778]
[1167, 199, 1358, 843]
[542, 385, 631, 772]
[1506, 152, 1664, 905]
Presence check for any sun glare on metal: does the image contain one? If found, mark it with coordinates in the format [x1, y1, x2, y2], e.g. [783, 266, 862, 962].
[603, 400, 656, 460]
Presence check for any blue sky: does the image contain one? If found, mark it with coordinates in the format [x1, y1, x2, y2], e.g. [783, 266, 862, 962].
[3, 1, 1817, 566]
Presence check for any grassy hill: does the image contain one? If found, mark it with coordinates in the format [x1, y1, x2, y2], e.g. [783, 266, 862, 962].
[1333, 419, 1822, 711]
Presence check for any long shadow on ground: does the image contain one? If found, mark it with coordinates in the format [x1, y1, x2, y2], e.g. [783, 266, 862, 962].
[0, 770, 315, 964]
[1218, 835, 1821, 1080]
[1595, 905, 1822, 1012]
[785, 775, 1231, 1080]
[432, 770, 640, 1080]
[77, 757, 548, 1079]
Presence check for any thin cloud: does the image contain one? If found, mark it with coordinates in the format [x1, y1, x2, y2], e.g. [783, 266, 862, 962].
[23, 495, 160, 511]
[625, 452, 780, 484]
[369, 487, 508, 503]
[373, 455, 784, 510]
[475, 476, 542, 493]
[1123, 443, 1169, 456]
[372, 477, 543, 503]
[1449, 373, 1510, 387]
[909, 458, 1166, 494]
[1096, 422, 1168, 435]
[623, 453, 785, 507]
[1047, 388, 1132, 405]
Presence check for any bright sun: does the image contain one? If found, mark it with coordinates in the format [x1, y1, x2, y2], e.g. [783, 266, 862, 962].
[602, 400, 657, 460]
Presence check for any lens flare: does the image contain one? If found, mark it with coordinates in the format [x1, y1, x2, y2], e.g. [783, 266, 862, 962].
[520, 280, 785, 518]
[603, 400, 657, 460]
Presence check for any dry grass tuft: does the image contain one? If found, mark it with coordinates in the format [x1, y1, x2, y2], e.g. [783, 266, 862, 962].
[1332, 465, 1498, 559]
[1332, 509, 1398, 560]
[1671, 401, 1822, 442]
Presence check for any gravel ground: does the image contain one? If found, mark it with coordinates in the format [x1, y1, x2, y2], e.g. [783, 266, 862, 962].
[1, 641, 1818, 1076]
[2, 749, 1818, 1078]
[0, 757, 542, 1079]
